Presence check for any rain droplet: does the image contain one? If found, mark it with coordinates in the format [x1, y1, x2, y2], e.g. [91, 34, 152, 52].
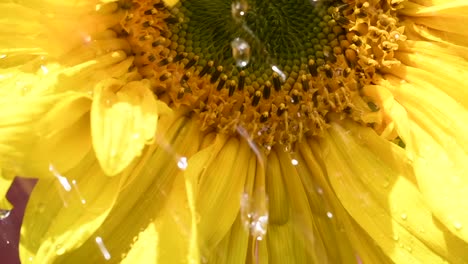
[177, 156, 188, 170]
[251, 215, 269, 241]
[95, 236, 111, 260]
[291, 159, 299, 166]
[400, 213, 407, 220]
[454, 221, 463, 230]
[0, 54, 7, 59]
[231, 37, 251, 68]
[326, 211, 333, 218]
[231, 0, 248, 20]
[392, 234, 399, 241]
[0, 209, 11, 220]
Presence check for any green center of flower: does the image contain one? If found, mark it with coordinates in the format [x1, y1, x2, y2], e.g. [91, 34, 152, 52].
[122, 0, 403, 150]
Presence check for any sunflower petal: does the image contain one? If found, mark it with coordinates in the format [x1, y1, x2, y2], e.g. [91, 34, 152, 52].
[320, 119, 468, 263]
[121, 223, 158, 264]
[192, 137, 251, 254]
[0, 92, 91, 178]
[19, 152, 124, 263]
[49, 116, 201, 263]
[382, 76, 468, 244]
[91, 78, 159, 176]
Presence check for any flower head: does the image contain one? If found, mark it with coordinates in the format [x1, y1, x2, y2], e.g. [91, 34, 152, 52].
[1, 0, 467, 263]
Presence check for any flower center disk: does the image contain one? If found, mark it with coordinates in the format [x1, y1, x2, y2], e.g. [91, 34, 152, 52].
[122, 0, 403, 149]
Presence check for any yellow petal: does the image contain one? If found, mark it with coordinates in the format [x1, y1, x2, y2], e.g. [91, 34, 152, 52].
[296, 146, 358, 263]
[303, 139, 397, 264]
[319, 119, 468, 263]
[19, 152, 124, 263]
[271, 149, 329, 263]
[91, 78, 159, 176]
[51, 116, 201, 263]
[382, 75, 468, 243]
[121, 223, 158, 264]
[0, 1, 124, 58]
[190, 137, 251, 254]
[0, 92, 91, 178]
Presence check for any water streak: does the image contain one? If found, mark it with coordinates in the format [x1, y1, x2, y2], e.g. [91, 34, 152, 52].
[95, 236, 111, 260]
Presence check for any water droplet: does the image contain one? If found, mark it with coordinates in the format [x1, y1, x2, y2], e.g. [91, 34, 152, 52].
[0, 54, 7, 59]
[0, 209, 11, 220]
[83, 35, 92, 44]
[392, 234, 399, 241]
[454, 221, 463, 230]
[291, 159, 299, 166]
[231, 0, 248, 21]
[132, 133, 141, 140]
[326, 211, 333, 218]
[177, 156, 188, 170]
[240, 192, 269, 240]
[316, 187, 324, 195]
[95, 236, 111, 260]
[251, 215, 269, 240]
[400, 213, 407, 220]
[231, 37, 251, 68]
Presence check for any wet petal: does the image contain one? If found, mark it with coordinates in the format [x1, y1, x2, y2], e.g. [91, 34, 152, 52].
[91, 78, 159, 176]
[270, 149, 329, 263]
[121, 223, 158, 264]
[382, 75, 468, 243]
[51, 116, 201, 263]
[0, 92, 91, 178]
[320, 119, 468, 263]
[19, 152, 124, 263]
[188, 137, 251, 254]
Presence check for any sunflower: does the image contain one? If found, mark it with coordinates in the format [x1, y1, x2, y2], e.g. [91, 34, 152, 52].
[1, 0, 467, 263]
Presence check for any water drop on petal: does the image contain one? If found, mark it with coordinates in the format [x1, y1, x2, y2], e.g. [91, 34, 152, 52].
[400, 213, 407, 220]
[177, 156, 188, 170]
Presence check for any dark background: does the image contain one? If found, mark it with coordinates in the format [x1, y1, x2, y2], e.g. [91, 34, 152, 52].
[1, 178, 36, 264]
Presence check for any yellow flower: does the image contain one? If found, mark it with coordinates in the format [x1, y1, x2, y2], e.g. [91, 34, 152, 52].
[1, 0, 467, 263]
